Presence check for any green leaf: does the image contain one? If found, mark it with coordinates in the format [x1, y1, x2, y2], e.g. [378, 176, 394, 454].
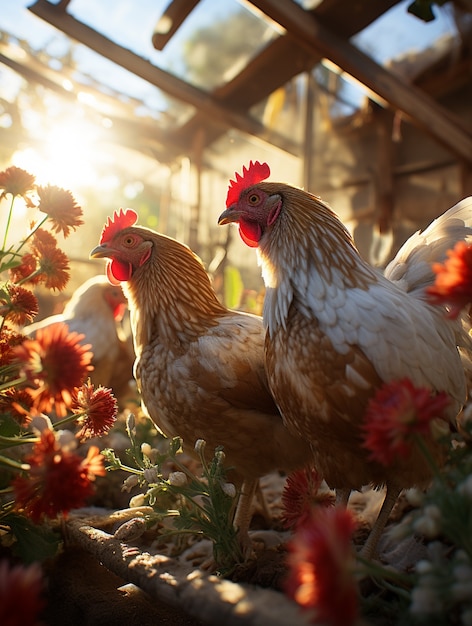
[5, 513, 62, 563]
[223, 266, 244, 310]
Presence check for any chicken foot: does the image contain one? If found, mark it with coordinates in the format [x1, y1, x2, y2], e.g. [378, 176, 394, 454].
[359, 482, 402, 560]
[234, 477, 258, 558]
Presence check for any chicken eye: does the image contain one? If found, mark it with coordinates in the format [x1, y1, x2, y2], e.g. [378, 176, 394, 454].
[248, 193, 260, 205]
[123, 235, 136, 247]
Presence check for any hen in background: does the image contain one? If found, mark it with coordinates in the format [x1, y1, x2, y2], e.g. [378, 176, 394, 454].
[218, 160, 472, 558]
[25, 275, 134, 402]
[90, 209, 312, 550]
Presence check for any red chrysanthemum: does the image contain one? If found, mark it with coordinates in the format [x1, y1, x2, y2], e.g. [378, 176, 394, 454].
[0, 559, 45, 626]
[285, 506, 358, 626]
[281, 468, 334, 530]
[0, 284, 38, 326]
[9, 253, 41, 286]
[0, 166, 36, 204]
[427, 241, 472, 318]
[37, 185, 83, 237]
[362, 378, 451, 466]
[30, 230, 70, 291]
[13, 428, 104, 522]
[0, 388, 34, 426]
[13, 324, 93, 418]
[31, 227, 57, 249]
[0, 327, 26, 369]
[9, 229, 70, 291]
[72, 379, 118, 440]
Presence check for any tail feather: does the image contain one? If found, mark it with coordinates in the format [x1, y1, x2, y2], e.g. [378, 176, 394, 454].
[384, 197, 472, 294]
[385, 197, 472, 387]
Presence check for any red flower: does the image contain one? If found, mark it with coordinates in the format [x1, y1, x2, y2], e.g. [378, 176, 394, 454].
[362, 378, 450, 466]
[9, 253, 41, 286]
[10, 229, 70, 291]
[286, 506, 358, 626]
[0, 388, 34, 426]
[31, 230, 70, 291]
[13, 324, 93, 418]
[72, 380, 118, 440]
[37, 185, 83, 237]
[0, 327, 26, 369]
[13, 428, 104, 522]
[0, 284, 38, 326]
[0, 559, 45, 626]
[427, 241, 472, 318]
[0, 166, 36, 204]
[281, 468, 334, 530]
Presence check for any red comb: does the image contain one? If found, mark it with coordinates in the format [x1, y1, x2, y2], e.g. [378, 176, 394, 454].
[99, 208, 138, 244]
[226, 161, 270, 207]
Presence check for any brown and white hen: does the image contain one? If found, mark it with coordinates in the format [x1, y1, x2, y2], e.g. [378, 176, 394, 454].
[90, 209, 312, 550]
[218, 160, 472, 558]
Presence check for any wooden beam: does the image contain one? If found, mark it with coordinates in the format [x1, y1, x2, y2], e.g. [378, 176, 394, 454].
[28, 0, 298, 156]
[151, 0, 200, 51]
[249, 0, 472, 163]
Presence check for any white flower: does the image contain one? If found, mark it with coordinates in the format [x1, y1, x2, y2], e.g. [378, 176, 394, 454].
[413, 505, 442, 539]
[410, 587, 443, 616]
[168, 471, 187, 487]
[457, 475, 472, 499]
[415, 559, 434, 575]
[452, 564, 472, 601]
[406, 487, 425, 508]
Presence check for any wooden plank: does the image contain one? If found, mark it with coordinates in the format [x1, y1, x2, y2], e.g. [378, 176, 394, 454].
[28, 0, 299, 156]
[249, 0, 472, 163]
[151, 0, 200, 51]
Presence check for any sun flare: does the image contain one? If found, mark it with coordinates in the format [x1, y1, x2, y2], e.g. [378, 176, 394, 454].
[11, 117, 106, 192]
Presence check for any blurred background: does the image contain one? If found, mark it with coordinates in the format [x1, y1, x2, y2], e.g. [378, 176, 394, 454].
[1, 0, 471, 308]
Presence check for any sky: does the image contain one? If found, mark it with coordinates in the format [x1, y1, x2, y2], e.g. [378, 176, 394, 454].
[0, 0, 459, 192]
[0, 0, 458, 96]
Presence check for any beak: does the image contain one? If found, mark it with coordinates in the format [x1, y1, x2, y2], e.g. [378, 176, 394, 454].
[217, 207, 242, 226]
[90, 243, 111, 259]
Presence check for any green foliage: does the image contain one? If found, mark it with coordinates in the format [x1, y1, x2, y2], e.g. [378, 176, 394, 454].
[103, 414, 243, 574]
[223, 265, 244, 310]
[3, 513, 61, 564]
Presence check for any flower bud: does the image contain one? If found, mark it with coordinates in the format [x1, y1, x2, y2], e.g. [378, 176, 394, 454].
[141, 443, 152, 458]
[143, 467, 159, 483]
[215, 449, 226, 465]
[168, 471, 187, 487]
[129, 493, 146, 508]
[121, 475, 139, 493]
[194, 439, 206, 454]
[221, 482, 236, 498]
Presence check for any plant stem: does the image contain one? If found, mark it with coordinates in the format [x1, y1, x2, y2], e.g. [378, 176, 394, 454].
[2, 196, 15, 250]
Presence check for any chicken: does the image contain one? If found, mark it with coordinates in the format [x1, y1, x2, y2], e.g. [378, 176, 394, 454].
[218, 160, 472, 558]
[89, 208, 312, 549]
[25, 275, 133, 399]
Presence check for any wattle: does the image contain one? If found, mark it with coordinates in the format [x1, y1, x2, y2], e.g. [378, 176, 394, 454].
[107, 259, 132, 285]
[239, 220, 261, 248]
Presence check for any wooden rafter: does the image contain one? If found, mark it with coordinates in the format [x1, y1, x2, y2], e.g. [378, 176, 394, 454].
[249, 0, 472, 163]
